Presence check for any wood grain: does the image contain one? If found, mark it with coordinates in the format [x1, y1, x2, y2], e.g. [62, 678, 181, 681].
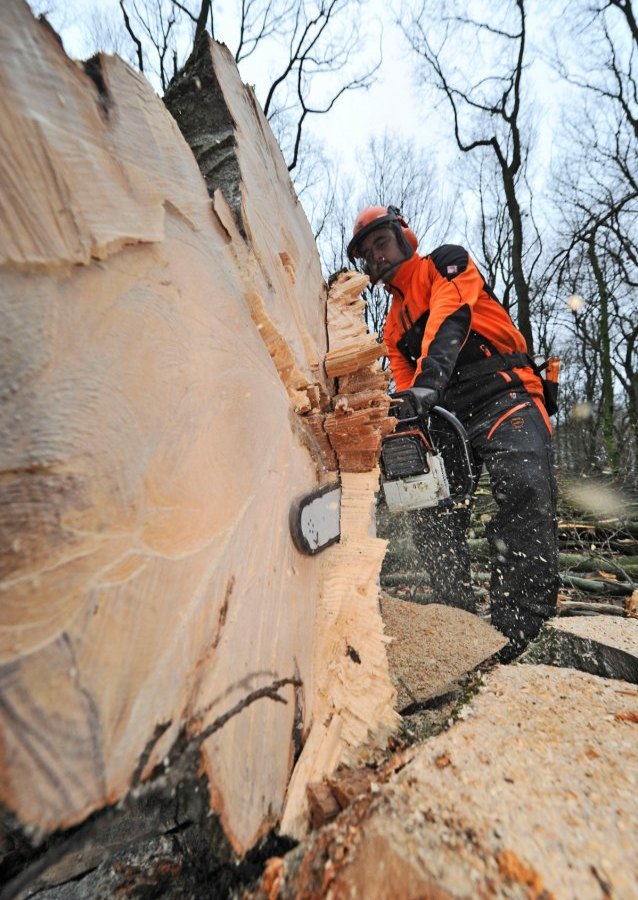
[0, 1, 397, 861]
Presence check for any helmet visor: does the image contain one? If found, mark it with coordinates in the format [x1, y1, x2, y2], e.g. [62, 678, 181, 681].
[347, 213, 397, 263]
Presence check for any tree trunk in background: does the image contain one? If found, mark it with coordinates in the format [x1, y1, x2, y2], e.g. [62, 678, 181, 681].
[504, 169, 534, 352]
[0, 1, 396, 882]
[588, 234, 618, 470]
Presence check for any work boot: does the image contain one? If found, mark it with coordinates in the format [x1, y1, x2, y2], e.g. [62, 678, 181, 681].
[442, 592, 477, 614]
[491, 604, 548, 661]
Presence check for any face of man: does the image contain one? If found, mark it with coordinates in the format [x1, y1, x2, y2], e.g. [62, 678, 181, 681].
[358, 226, 405, 284]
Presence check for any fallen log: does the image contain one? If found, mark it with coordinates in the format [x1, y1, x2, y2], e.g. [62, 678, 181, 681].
[380, 597, 506, 711]
[558, 552, 638, 578]
[560, 574, 633, 596]
[251, 666, 638, 899]
[0, 0, 396, 885]
[524, 617, 638, 683]
[558, 600, 627, 616]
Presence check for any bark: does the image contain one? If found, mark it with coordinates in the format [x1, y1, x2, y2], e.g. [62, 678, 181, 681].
[558, 600, 627, 615]
[523, 616, 638, 682]
[561, 574, 633, 595]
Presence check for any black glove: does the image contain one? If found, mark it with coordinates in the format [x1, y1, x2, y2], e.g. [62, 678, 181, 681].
[407, 386, 439, 418]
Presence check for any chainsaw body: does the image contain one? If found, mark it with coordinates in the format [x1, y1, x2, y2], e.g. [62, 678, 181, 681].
[290, 395, 476, 554]
[380, 395, 475, 515]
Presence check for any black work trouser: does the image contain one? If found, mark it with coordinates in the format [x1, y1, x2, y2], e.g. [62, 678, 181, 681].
[407, 372, 559, 645]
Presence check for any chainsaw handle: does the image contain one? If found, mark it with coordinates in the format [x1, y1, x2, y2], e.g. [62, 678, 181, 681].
[429, 406, 476, 505]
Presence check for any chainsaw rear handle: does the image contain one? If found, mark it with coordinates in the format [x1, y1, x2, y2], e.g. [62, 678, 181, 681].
[389, 393, 476, 506]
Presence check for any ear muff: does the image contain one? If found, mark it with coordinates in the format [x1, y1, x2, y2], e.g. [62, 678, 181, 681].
[387, 205, 418, 254]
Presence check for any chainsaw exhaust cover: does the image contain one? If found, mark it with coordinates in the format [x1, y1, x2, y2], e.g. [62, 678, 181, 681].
[382, 453, 450, 513]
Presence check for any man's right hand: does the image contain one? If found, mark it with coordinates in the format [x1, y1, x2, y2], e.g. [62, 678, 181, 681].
[407, 386, 439, 418]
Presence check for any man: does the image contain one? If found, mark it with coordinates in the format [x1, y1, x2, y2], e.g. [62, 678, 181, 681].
[347, 205, 559, 658]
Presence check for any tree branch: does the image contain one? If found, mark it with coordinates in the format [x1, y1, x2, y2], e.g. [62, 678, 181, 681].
[119, 0, 144, 71]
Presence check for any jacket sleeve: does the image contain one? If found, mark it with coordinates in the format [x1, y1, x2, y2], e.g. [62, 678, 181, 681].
[412, 245, 482, 391]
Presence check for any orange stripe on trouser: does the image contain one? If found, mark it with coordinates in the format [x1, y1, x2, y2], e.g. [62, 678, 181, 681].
[487, 402, 529, 441]
[532, 395, 552, 433]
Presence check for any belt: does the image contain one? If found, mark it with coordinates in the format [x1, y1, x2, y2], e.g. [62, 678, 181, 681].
[449, 351, 534, 384]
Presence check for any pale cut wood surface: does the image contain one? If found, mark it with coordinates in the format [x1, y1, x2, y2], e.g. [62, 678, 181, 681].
[265, 665, 638, 899]
[0, 0, 334, 855]
[281, 273, 399, 839]
[380, 597, 507, 709]
[550, 613, 638, 655]
[280, 471, 398, 839]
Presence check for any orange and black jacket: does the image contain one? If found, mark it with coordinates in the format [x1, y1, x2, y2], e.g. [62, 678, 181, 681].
[383, 244, 544, 404]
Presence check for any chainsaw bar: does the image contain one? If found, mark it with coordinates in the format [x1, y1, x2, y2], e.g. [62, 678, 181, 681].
[289, 483, 341, 555]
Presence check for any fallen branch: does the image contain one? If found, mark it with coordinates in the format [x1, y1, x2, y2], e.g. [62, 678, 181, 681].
[558, 600, 627, 617]
[560, 574, 633, 596]
[559, 553, 638, 579]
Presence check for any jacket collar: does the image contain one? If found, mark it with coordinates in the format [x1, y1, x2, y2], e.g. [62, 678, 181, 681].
[386, 252, 421, 299]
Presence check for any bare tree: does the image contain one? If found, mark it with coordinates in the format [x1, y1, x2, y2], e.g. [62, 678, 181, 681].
[85, 6, 132, 61]
[356, 135, 454, 341]
[550, 234, 630, 473]
[547, 152, 637, 474]
[552, 0, 638, 139]
[318, 134, 456, 364]
[399, 0, 539, 351]
[472, 156, 515, 312]
[545, 0, 638, 474]
[119, 0, 182, 91]
[257, 1, 381, 172]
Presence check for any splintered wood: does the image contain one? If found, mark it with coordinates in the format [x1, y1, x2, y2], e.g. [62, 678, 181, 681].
[307, 767, 380, 830]
[323, 272, 388, 378]
[322, 273, 396, 473]
[282, 272, 399, 838]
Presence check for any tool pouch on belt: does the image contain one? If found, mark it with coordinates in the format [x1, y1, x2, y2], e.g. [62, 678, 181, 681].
[533, 356, 560, 416]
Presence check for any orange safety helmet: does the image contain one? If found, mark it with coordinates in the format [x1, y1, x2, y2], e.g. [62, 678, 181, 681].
[347, 205, 418, 265]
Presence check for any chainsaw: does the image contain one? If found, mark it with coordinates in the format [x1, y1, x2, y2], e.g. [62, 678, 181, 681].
[290, 393, 476, 555]
[380, 393, 475, 514]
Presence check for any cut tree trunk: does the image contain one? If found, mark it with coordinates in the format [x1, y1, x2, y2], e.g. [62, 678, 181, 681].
[251, 665, 638, 900]
[280, 273, 399, 838]
[523, 616, 638, 682]
[0, 0, 396, 884]
[380, 597, 506, 711]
